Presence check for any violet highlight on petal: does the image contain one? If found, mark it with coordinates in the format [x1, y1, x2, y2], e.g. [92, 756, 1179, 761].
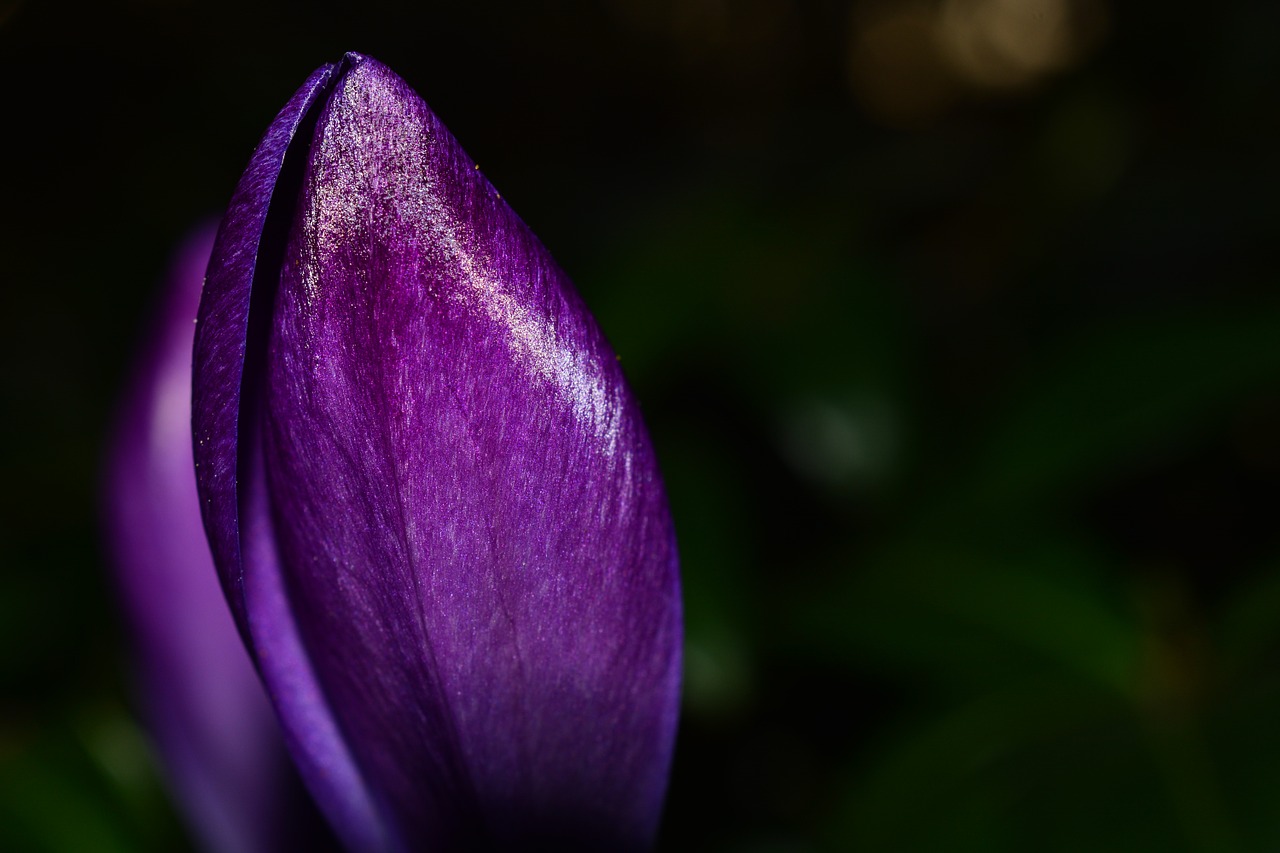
[192, 53, 683, 852]
[102, 225, 330, 853]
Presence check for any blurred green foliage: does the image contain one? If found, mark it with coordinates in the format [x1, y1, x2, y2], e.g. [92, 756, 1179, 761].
[3, 0, 1279, 850]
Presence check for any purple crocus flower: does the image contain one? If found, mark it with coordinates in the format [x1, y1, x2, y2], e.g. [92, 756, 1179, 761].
[103, 225, 331, 853]
[192, 53, 682, 852]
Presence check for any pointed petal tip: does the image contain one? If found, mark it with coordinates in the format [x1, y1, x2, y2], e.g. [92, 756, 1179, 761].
[194, 55, 344, 627]
[194, 56, 398, 853]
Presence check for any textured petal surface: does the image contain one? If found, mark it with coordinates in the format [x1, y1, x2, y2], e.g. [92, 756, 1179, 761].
[193, 62, 336, 627]
[103, 225, 312, 853]
[192, 62, 395, 853]
[261, 55, 682, 850]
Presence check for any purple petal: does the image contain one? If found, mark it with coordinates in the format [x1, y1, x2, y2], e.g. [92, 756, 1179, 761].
[103, 225, 316, 853]
[192, 61, 396, 852]
[261, 55, 681, 849]
[193, 62, 336, 630]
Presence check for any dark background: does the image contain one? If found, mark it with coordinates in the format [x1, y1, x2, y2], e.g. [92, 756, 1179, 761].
[4, 0, 1280, 850]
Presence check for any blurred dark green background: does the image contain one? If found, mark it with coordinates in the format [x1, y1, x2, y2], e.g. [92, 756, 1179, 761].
[3, 0, 1280, 850]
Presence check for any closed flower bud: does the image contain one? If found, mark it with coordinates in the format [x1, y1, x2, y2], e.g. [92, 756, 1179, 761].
[192, 53, 682, 852]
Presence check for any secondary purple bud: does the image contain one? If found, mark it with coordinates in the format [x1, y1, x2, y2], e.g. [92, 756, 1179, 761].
[192, 53, 682, 852]
[103, 225, 328, 853]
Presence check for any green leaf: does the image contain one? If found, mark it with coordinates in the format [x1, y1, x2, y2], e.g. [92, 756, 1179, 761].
[939, 303, 1280, 520]
[790, 538, 1141, 696]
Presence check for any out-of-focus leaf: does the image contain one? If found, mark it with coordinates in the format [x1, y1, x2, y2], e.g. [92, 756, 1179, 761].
[1205, 673, 1280, 847]
[1214, 555, 1280, 673]
[659, 421, 756, 718]
[585, 187, 906, 403]
[936, 303, 1280, 521]
[0, 723, 154, 853]
[791, 538, 1141, 696]
[829, 683, 1122, 852]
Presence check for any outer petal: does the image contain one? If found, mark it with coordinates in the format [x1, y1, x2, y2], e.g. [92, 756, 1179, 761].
[103, 225, 319, 853]
[193, 62, 335, 633]
[263, 55, 682, 850]
[192, 62, 396, 852]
